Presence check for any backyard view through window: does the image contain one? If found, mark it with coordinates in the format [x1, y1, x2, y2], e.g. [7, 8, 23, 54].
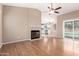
[64, 20, 79, 40]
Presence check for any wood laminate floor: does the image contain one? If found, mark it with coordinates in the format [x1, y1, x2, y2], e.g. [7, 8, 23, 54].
[0, 37, 79, 56]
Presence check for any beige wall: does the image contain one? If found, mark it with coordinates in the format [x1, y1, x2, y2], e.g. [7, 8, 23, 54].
[57, 10, 79, 38]
[0, 5, 2, 48]
[3, 6, 41, 43]
[28, 8, 41, 39]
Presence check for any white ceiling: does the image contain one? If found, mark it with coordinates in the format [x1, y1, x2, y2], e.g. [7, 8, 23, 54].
[2, 3, 79, 15]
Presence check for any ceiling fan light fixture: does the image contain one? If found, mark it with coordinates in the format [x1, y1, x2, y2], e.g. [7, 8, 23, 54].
[49, 10, 54, 15]
[48, 3, 62, 15]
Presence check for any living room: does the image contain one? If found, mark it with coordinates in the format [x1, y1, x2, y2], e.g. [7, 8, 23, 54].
[0, 2, 79, 56]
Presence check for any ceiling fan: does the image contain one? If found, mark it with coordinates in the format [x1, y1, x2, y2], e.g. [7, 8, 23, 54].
[48, 3, 62, 14]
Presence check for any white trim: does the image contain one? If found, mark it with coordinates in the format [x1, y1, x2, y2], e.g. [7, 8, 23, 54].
[2, 37, 43, 45]
[2, 39, 31, 45]
[62, 22, 64, 39]
[2, 38, 42, 45]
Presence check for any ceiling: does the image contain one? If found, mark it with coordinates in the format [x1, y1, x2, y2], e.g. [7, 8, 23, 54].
[2, 3, 79, 15]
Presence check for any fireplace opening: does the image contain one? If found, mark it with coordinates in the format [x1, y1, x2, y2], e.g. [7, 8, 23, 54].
[31, 30, 40, 39]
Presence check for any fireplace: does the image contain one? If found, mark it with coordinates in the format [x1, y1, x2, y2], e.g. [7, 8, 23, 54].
[31, 30, 40, 39]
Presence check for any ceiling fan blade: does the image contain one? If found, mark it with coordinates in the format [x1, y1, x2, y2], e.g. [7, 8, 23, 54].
[48, 6, 51, 10]
[54, 11, 59, 13]
[48, 6, 50, 9]
[48, 4, 54, 10]
[55, 7, 62, 10]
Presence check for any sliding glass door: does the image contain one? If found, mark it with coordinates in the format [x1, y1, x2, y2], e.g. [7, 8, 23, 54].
[64, 20, 79, 55]
[63, 20, 74, 54]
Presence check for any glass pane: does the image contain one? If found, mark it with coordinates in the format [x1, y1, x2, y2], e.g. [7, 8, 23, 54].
[74, 20, 79, 39]
[64, 21, 73, 38]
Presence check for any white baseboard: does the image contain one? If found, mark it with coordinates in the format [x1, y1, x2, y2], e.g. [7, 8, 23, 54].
[3, 39, 31, 45]
[2, 37, 43, 45]
[0, 43, 3, 48]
